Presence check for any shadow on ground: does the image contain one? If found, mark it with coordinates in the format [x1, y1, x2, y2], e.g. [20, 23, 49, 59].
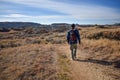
[75, 59, 120, 68]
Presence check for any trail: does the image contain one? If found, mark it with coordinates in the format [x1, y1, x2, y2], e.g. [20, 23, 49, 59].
[57, 44, 118, 80]
[0, 44, 119, 80]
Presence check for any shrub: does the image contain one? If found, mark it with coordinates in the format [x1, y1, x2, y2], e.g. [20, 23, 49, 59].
[86, 30, 120, 40]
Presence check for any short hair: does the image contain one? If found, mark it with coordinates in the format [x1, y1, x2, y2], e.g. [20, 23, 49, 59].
[71, 24, 75, 28]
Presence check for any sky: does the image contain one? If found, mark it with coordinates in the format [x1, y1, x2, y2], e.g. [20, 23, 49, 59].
[0, 0, 120, 24]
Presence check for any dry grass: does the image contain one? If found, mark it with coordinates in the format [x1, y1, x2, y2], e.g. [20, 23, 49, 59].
[81, 26, 120, 40]
[87, 30, 120, 40]
[0, 44, 59, 80]
[79, 26, 120, 64]
[40, 32, 66, 44]
[81, 39, 120, 60]
[0, 39, 22, 49]
[56, 46, 72, 80]
[0, 26, 120, 80]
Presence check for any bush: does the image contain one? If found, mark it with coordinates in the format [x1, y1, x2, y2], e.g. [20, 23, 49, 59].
[87, 31, 120, 40]
[0, 28, 10, 32]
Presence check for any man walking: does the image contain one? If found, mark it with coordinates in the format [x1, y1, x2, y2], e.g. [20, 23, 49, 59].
[67, 24, 81, 60]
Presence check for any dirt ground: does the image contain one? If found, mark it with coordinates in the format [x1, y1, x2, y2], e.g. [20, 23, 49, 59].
[0, 44, 120, 80]
[57, 44, 120, 80]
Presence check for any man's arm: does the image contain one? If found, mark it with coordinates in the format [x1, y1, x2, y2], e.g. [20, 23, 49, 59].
[76, 30, 81, 44]
[67, 32, 70, 44]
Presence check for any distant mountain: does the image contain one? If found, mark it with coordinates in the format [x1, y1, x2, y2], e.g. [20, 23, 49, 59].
[0, 22, 41, 28]
[51, 23, 70, 26]
[114, 23, 120, 26]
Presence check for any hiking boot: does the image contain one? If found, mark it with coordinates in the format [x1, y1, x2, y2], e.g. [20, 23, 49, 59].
[71, 57, 74, 60]
[74, 56, 77, 60]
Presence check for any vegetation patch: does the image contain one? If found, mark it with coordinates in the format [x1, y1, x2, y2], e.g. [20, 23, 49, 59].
[57, 53, 72, 80]
[87, 30, 120, 40]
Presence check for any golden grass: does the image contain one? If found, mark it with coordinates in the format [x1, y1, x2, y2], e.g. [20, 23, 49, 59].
[0, 26, 120, 80]
[57, 51, 72, 80]
[78, 26, 120, 61]
[80, 38, 120, 61]
[80, 27, 120, 40]
[0, 44, 59, 80]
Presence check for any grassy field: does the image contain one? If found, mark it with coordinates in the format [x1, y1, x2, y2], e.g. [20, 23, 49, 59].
[0, 26, 120, 80]
[80, 26, 120, 62]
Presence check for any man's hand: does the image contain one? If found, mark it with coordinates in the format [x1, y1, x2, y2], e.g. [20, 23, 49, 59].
[79, 40, 81, 44]
[67, 41, 69, 44]
[68, 42, 69, 44]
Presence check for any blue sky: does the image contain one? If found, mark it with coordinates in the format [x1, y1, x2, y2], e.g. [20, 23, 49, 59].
[0, 0, 120, 24]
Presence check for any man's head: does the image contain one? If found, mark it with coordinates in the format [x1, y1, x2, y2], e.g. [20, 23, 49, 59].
[71, 24, 75, 29]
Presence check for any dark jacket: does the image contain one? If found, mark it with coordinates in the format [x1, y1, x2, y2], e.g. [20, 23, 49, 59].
[67, 29, 80, 44]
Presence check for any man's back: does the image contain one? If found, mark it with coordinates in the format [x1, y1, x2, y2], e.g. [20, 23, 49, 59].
[67, 29, 80, 44]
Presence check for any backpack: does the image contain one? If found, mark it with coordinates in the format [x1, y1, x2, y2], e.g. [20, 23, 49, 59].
[70, 30, 77, 41]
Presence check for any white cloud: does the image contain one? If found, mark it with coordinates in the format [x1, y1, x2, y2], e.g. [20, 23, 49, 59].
[1, 14, 29, 18]
[0, 13, 73, 24]
[0, 13, 70, 19]
[0, 0, 120, 24]
[1, 0, 120, 20]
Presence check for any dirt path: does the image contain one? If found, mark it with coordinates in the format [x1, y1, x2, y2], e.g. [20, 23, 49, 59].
[57, 44, 119, 80]
[0, 44, 119, 80]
